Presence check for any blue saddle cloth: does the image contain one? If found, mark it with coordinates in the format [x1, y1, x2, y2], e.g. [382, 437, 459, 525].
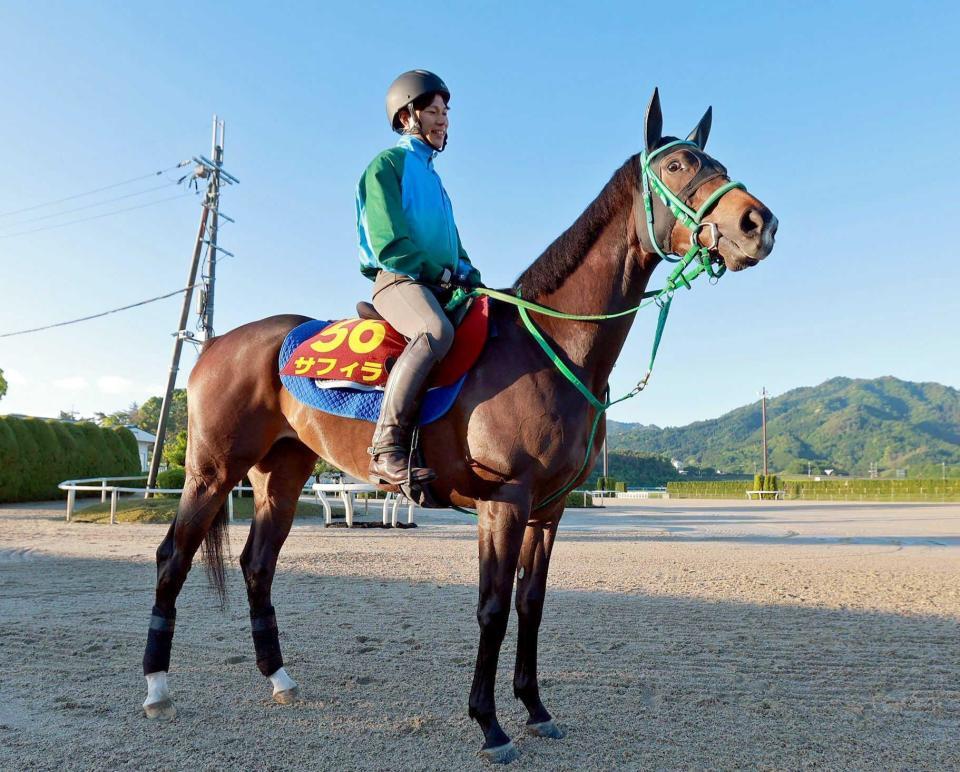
[278, 319, 466, 424]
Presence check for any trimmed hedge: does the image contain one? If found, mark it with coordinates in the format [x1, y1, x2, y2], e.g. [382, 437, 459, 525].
[762, 474, 781, 500]
[156, 466, 186, 498]
[667, 478, 960, 501]
[0, 417, 141, 502]
[667, 481, 746, 499]
[783, 478, 960, 501]
[752, 474, 780, 492]
[564, 490, 600, 508]
[596, 477, 627, 493]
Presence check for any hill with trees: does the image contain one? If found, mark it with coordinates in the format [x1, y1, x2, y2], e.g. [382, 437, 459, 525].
[606, 377, 960, 477]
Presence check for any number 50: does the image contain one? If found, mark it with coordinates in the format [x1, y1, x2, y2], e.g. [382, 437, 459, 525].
[310, 319, 385, 354]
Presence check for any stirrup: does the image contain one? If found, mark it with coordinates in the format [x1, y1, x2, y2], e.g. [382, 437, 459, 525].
[368, 441, 436, 488]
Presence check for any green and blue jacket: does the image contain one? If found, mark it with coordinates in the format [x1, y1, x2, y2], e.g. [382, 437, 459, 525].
[356, 136, 481, 286]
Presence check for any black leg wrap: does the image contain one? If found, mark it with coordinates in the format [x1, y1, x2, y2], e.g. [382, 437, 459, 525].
[142, 605, 176, 675]
[251, 606, 283, 677]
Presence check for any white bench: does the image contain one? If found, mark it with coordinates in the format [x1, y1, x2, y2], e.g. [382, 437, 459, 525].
[312, 483, 415, 527]
[745, 490, 785, 500]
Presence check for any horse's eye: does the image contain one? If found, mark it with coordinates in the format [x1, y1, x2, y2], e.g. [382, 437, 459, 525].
[667, 161, 682, 173]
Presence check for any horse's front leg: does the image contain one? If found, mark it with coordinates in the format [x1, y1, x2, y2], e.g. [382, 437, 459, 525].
[513, 509, 565, 739]
[469, 497, 530, 764]
[241, 438, 317, 705]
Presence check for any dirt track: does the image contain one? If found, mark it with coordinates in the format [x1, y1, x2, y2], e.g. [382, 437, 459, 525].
[1, 499, 958, 770]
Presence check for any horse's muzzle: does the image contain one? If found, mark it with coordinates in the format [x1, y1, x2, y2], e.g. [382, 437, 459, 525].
[720, 206, 777, 270]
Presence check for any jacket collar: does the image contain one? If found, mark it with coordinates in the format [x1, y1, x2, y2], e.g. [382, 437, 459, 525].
[396, 135, 438, 164]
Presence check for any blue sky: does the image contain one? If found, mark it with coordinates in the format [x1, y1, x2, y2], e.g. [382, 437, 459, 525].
[1, 1, 957, 427]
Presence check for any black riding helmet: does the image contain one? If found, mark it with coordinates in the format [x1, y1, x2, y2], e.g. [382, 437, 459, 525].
[386, 69, 450, 134]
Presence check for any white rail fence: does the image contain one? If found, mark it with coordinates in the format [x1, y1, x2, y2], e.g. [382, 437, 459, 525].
[58, 476, 415, 527]
[59, 477, 671, 525]
[564, 489, 671, 507]
[598, 489, 671, 500]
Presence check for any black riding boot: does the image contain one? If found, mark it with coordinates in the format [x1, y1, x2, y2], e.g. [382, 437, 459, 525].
[368, 333, 439, 487]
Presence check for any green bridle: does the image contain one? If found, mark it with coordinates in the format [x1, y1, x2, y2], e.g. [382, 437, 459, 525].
[448, 142, 747, 510]
[640, 138, 746, 277]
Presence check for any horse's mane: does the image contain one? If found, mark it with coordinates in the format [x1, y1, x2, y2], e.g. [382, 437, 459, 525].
[514, 154, 639, 297]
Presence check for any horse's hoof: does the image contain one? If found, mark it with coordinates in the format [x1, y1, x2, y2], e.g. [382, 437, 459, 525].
[143, 698, 176, 720]
[479, 740, 519, 764]
[272, 686, 300, 705]
[526, 719, 565, 739]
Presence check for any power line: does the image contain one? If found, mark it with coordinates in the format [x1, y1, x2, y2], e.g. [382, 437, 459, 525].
[0, 180, 180, 228]
[0, 161, 191, 219]
[0, 284, 200, 338]
[0, 191, 198, 239]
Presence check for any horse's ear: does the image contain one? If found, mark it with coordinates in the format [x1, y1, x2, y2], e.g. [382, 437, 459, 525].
[644, 88, 663, 153]
[686, 106, 712, 150]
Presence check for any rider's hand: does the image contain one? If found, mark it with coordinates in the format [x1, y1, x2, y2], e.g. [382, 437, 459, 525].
[451, 275, 484, 291]
[454, 259, 483, 289]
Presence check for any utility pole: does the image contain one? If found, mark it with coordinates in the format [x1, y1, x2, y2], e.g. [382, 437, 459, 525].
[199, 116, 230, 341]
[146, 115, 237, 495]
[760, 386, 769, 477]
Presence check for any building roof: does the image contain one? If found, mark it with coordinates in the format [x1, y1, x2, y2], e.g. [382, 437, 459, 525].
[124, 425, 157, 443]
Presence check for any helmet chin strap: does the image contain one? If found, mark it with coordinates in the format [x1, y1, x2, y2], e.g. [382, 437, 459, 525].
[421, 134, 445, 152]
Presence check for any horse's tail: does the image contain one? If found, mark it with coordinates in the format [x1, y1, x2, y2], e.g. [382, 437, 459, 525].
[201, 500, 231, 609]
[184, 333, 230, 607]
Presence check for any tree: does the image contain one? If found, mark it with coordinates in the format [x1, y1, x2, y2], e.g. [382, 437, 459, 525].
[313, 458, 340, 478]
[132, 390, 188, 444]
[163, 430, 188, 468]
[0, 367, 7, 403]
[94, 403, 137, 428]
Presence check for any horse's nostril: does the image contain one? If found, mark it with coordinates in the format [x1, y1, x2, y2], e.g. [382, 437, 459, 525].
[740, 207, 765, 237]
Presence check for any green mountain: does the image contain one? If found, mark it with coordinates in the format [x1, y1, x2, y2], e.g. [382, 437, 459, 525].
[606, 376, 960, 476]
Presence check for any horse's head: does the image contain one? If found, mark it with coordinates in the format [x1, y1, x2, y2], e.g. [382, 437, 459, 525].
[638, 88, 777, 272]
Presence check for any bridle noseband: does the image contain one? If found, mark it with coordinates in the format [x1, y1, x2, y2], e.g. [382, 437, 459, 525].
[636, 139, 746, 285]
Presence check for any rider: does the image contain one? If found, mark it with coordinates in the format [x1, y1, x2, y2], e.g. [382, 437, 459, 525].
[356, 69, 482, 487]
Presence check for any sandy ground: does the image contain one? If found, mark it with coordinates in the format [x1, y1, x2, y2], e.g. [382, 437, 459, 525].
[0, 499, 958, 771]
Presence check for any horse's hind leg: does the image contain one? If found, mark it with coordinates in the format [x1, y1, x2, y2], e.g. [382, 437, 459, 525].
[141, 450, 250, 720]
[513, 512, 565, 740]
[240, 438, 317, 704]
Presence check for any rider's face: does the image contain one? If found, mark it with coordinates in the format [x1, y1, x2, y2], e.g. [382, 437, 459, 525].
[403, 94, 449, 150]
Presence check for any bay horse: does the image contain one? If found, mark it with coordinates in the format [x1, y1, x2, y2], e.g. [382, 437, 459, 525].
[141, 90, 777, 763]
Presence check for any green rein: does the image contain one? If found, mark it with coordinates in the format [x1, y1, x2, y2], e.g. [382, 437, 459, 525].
[448, 140, 745, 511]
